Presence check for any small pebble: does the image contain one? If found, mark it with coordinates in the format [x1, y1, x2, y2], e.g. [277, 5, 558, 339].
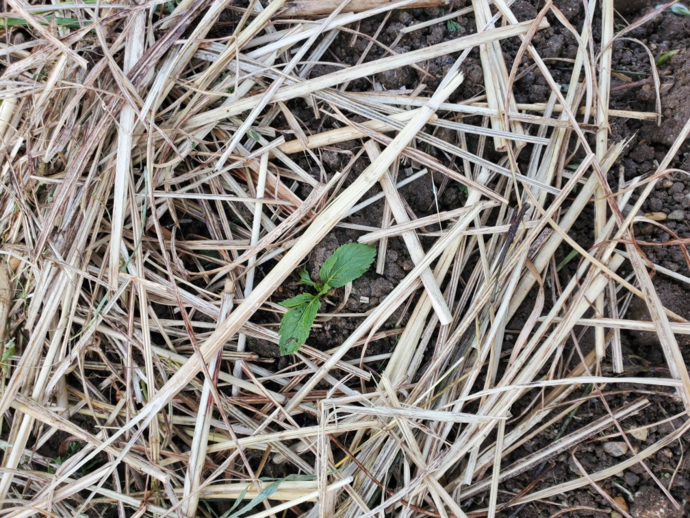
[614, 495, 629, 512]
[604, 442, 629, 457]
[630, 428, 648, 442]
[396, 11, 412, 24]
[611, 513, 622, 518]
[625, 472, 641, 486]
[631, 486, 684, 518]
[662, 179, 674, 188]
[667, 209, 685, 221]
[670, 181, 685, 193]
[644, 212, 667, 221]
[8, 256, 20, 272]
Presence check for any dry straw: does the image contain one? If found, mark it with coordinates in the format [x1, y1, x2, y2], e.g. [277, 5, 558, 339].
[0, 0, 687, 516]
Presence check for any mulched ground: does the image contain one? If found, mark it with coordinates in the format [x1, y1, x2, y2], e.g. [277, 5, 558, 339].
[255, 1, 690, 516]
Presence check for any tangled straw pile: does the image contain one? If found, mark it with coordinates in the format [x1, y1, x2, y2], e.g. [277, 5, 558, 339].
[0, 0, 689, 516]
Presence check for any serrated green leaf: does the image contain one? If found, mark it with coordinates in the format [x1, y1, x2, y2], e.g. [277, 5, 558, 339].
[656, 49, 679, 65]
[297, 268, 316, 287]
[280, 293, 316, 308]
[279, 298, 320, 355]
[319, 243, 376, 289]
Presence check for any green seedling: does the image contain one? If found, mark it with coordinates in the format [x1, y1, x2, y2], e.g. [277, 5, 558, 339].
[656, 49, 679, 65]
[447, 19, 462, 32]
[278, 243, 375, 355]
[47, 456, 63, 474]
[1, 339, 14, 376]
[666, 3, 690, 16]
[556, 248, 580, 272]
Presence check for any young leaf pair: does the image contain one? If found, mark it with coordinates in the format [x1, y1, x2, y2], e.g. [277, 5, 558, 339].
[278, 243, 376, 355]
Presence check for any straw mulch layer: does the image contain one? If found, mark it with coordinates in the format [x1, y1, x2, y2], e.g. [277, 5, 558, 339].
[1, 0, 690, 516]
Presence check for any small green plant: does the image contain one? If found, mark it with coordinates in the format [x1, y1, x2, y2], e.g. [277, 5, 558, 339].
[447, 19, 462, 32]
[656, 49, 679, 65]
[47, 456, 63, 474]
[1, 339, 15, 376]
[278, 243, 375, 355]
[556, 248, 580, 272]
[666, 3, 690, 16]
